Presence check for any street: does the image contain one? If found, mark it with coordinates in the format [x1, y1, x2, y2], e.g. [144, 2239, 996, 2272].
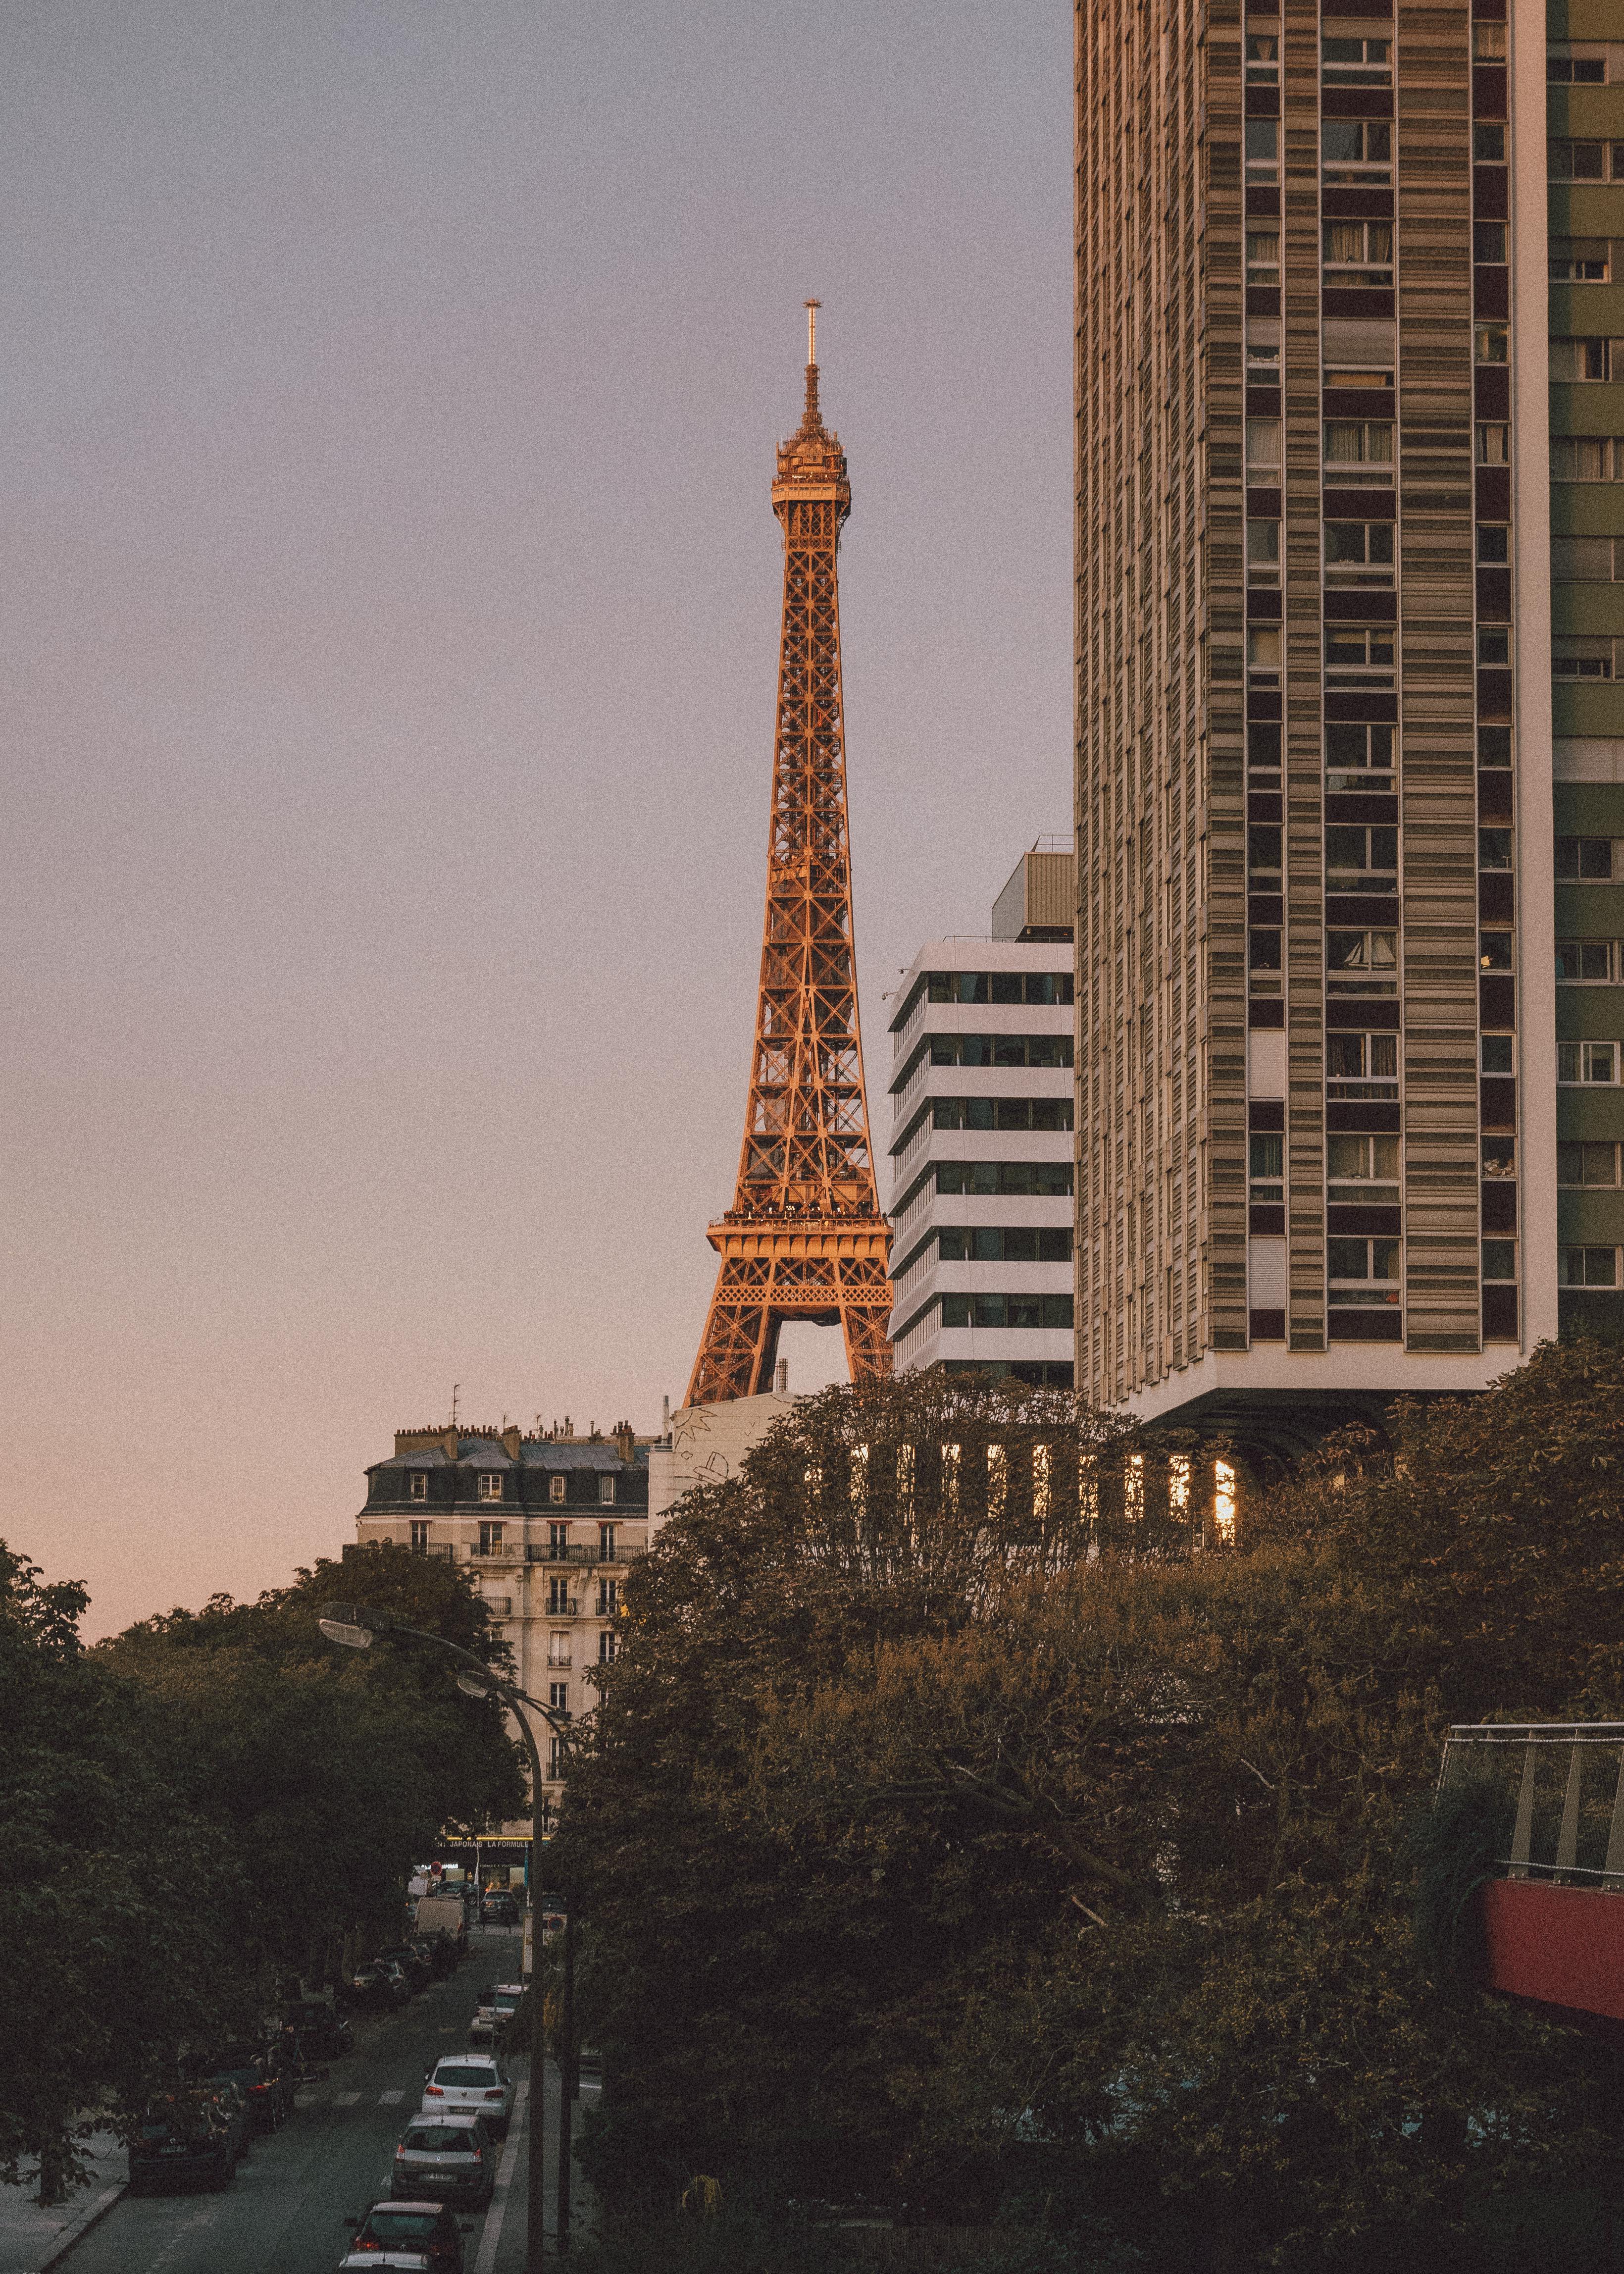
[56, 1929, 581, 2274]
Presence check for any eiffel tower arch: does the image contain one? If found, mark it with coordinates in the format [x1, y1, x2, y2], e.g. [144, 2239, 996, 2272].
[686, 306, 893, 1406]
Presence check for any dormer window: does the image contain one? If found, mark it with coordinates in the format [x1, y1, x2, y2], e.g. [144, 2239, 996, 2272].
[550, 1474, 567, 1504]
[599, 1475, 616, 1506]
[477, 1472, 503, 1502]
[408, 1471, 427, 1500]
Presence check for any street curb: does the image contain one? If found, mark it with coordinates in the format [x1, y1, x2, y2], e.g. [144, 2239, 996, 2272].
[30, 2177, 127, 2273]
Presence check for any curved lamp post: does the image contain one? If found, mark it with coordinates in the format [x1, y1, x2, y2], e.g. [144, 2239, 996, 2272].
[318, 1602, 574, 2269]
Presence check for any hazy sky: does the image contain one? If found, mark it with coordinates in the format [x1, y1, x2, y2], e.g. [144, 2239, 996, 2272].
[0, 1, 1072, 1638]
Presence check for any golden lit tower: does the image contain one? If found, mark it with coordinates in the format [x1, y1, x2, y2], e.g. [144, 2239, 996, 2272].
[686, 305, 892, 1405]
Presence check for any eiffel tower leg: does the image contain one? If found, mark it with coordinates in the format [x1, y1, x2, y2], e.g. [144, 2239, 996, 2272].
[841, 1302, 893, 1388]
[686, 1281, 775, 1408]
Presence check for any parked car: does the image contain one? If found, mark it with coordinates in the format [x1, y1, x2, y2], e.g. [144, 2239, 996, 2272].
[376, 1944, 431, 1993]
[468, 1982, 526, 2047]
[480, 1891, 519, 1926]
[391, 2114, 496, 2209]
[284, 1999, 354, 2063]
[128, 2095, 238, 2194]
[420, 2054, 514, 2137]
[350, 1960, 411, 2011]
[347, 2200, 469, 2270]
[204, 2042, 297, 2133]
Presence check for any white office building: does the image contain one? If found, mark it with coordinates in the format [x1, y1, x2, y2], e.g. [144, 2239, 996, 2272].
[886, 844, 1077, 1387]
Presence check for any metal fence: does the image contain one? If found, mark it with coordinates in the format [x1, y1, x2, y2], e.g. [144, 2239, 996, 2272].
[1441, 1722, 1624, 1888]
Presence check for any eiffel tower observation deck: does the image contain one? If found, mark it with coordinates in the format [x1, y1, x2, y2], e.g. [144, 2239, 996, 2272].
[685, 305, 893, 1406]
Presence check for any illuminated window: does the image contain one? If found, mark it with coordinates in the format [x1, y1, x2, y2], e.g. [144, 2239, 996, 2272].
[1214, 1460, 1237, 1544]
[477, 1472, 503, 1502]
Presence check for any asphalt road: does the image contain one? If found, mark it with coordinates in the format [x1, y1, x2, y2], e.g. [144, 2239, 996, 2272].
[59, 1927, 567, 2274]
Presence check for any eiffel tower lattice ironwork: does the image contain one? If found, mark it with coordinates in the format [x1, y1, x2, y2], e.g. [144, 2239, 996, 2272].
[686, 305, 893, 1405]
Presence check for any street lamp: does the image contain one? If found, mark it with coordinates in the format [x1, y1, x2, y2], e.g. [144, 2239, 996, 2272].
[318, 1602, 573, 2269]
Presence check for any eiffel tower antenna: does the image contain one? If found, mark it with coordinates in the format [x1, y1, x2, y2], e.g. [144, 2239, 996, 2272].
[685, 307, 892, 1404]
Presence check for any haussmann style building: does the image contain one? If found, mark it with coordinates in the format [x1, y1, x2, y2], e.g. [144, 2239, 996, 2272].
[1070, 0, 1624, 1443]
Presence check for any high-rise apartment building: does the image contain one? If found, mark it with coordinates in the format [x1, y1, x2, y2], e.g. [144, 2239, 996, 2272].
[1548, 13, 1624, 1330]
[1074, 0, 1567, 1430]
[887, 845, 1078, 1388]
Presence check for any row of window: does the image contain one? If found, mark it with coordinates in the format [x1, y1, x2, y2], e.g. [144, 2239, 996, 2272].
[1246, 721, 1403, 785]
[1551, 141, 1624, 181]
[1249, 237, 1616, 298]
[938, 1293, 1075, 1331]
[917, 1033, 1073, 1072]
[934, 1227, 1073, 1264]
[1560, 1042, 1624, 1085]
[1249, 1132, 1400, 1205]
[1551, 438, 1624, 483]
[473, 1521, 623, 1556]
[1242, 33, 1617, 86]
[919, 971, 1073, 1008]
[934, 1159, 1073, 1197]
[926, 1097, 1074, 1134]
[408, 1468, 619, 1505]
[544, 1631, 616, 1668]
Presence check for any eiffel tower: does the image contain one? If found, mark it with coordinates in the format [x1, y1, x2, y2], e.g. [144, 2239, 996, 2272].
[686, 305, 893, 1405]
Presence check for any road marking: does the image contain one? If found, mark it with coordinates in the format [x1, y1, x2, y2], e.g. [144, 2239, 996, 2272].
[472, 2076, 530, 2274]
[335, 2091, 361, 2106]
[379, 2089, 404, 2104]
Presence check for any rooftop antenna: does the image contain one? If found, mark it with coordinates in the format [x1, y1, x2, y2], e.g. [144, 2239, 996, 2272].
[451, 1382, 460, 1427]
[803, 297, 822, 425]
[806, 297, 819, 365]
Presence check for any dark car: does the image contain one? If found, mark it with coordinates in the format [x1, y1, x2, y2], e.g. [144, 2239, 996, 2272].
[376, 1944, 431, 1993]
[350, 1960, 410, 2011]
[205, 2042, 297, 2133]
[128, 2095, 238, 2194]
[347, 2200, 468, 2270]
[285, 1999, 354, 2062]
[391, 2114, 495, 2209]
[479, 1892, 519, 1926]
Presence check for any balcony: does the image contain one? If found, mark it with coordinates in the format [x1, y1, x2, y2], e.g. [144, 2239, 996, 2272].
[1441, 1722, 1624, 2022]
[525, 1541, 645, 1566]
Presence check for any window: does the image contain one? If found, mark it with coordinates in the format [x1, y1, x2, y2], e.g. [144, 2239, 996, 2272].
[1246, 418, 1282, 470]
[938, 1293, 1076, 1330]
[1246, 518, 1281, 586]
[1476, 526, 1509, 565]
[478, 1521, 504, 1554]
[1557, 835, 1617, 879]
[1324, 521, 1395, 583]
[1478, 829, 1512, 870]
[1482, 1034, 1515, 1073]
[1325, 826, 1398, 886]
[548, 1738, 567, 1776]
[1482, 1241, 1517, 1284]
[1322, 222, 1393, 287]
[1245, 28, 1279, 82]
[1247, 625, 1282, 674]
[1327, 1133, 1400, 1204]
[1249, 721, 1282, 775]
[924, 1032, 1074, 1071]
[1245, 118, 1278, 182]
[409, 1520, 431, 1551]
[1248, 824, 1282, 876]
[922, 971, 1073, 1007]
[1473, 222, 1507, 265]
[934, 1160, 1074, 1197]
[1249, 1133, 1283, 1203]
[598, 1579, 618, 1616]
[1471, 22, 1507, 60]
[1476, 422, 1510, 465]
[477, 1472, 503, 1502]
[1480, 931, 1514, 973]
[938, 1227, 1074, 1263]
[1322, 33, 1391, 84]
[547, 1578, 573, 1615]
[482, 1593, 512, 1617]
[408, 1470, 427, 1500]
[1246, 231, 1280, 286]
[1326, 721, 1395, 786]
[1327, 1030, 1399, 1097]
[1551, 240, 1613, 285]
[1558, 1041, 1620, 1084]
[1319, 420, 1383, 477]
[1475, 325, 1509, 366]
[599, 1523, 617, 1561]
[1480, 726, 1513, 768]
[1246, 332, 1281, 375]
[1327, 930, 1399, 995]
[926, 1097, 1074, 1134]
[548, 1520, 568, 1554]
[1559, 1140, 1622, 1186]
[547, 1630, 571, 1667]
[1562, 1245, 1621, 1287]
[1548, 46, 1619, 85]
[550, 1473, 567, 1503]
[1559, 939, 1620, 983]
[598, 1474, 615, 1506]
[1477, 627, 1511, 666]
[1552, 536, 1621, 581]
[1550, 437, 1622, 482]
[1551, 140, 1624, 181]
[1248, 928, 1282, 971]
[1324, 626, 1395, 685]
[1553, 638, 1618, 681]
[598, 1630, 619, 1664]
[548, 1682, 569, 1715]
[1550, 338, 1621, 382]
[1328, 1238, 1402, 1295]
[1321, 118, 1392, 183]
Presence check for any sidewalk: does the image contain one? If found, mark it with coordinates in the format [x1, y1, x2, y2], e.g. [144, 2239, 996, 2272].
[0, 2138, 126, 2274]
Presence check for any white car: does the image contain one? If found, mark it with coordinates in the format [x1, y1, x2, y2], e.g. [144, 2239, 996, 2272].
[420, 2055, 515, 2138]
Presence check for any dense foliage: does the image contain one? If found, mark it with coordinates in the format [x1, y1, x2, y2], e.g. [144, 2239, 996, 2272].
[557, 1345, 1624, 2272]
[1, 1539, 523, 2197]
